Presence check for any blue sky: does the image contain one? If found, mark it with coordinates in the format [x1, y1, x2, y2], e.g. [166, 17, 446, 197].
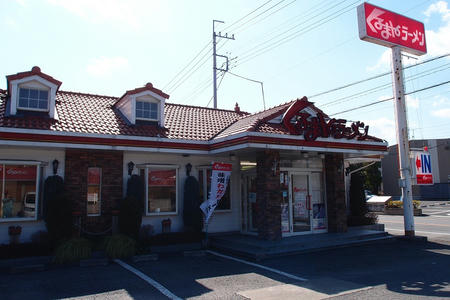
[1, 0, 449, 145]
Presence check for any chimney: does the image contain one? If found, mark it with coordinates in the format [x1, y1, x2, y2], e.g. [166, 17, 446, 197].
[234, 102, 240, 113]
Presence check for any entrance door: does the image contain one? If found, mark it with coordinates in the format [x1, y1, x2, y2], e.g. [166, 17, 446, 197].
[291, 174, 311, 233]
[283, 171, 327, 236]
[241, 173, 258, 234]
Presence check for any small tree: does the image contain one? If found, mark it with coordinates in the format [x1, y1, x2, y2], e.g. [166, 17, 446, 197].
[118, 175, 144, 239]
[43, 175, 72, 245]
[349, 172, 367, 217]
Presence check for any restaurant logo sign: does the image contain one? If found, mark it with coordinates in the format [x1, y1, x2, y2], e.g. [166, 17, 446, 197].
[357, 2, 426, 55]
[282, 111, 369, 141]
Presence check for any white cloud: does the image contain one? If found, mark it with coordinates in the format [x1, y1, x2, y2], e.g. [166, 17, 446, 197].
[47, 0, 168, 31]
[424, 1, 450, 21]
[86, 56, 129, 77]
[366, 49, 391, 72]
[431, 108, 450, 117]
[364, 117, 396, 145]
[432, 95, 450, 107]
[422, 1, 450, 57]
[406, 95, 420, 108]
[15, 0, 27, 7]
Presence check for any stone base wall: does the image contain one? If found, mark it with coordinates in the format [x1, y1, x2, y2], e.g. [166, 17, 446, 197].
[65, 149, 123, 234]
[256, 150, 281, 240]
[325, 153, 347, 233]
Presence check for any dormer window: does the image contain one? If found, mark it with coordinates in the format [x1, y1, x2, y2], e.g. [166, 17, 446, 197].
[18, 87, 49, 111]
[136, 100, 158, 121]
[6, 66, 62, 118]
[114, 82, 170, 126]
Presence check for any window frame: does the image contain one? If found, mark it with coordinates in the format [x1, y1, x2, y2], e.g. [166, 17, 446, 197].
[141, 164, 179, 216]
[0, 161, 41, 222]
[198, 166, 232, 213]
[87, 167, 102, 217]
[135, 99, 159, 122]
[17, 87, 50, 112]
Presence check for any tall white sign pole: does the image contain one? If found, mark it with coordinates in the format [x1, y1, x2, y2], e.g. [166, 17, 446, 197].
[391, 46, 415, 237]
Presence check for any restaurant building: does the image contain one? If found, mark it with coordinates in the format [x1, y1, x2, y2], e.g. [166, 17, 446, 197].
[0, 67, 387, 244]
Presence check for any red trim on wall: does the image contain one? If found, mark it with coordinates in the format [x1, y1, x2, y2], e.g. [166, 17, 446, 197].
[0, 131, 387, 152]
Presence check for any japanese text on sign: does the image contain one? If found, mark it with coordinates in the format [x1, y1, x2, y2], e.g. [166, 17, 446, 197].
[358, 2, 427, 55]
[200, 163, 232, 223]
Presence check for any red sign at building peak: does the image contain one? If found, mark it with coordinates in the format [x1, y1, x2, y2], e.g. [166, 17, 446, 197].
[357, 2, 427, 55]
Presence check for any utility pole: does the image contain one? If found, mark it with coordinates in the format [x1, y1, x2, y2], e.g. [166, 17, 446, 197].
[213, 20, 234, 109]
[392, 46, 415, 237]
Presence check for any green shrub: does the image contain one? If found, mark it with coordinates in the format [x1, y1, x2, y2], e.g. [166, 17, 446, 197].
[386, 200, 421, 209]
[104, 234, 136, 259]
[54, 238, 92, 264]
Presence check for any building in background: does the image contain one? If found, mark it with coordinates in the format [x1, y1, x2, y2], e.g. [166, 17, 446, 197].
[382, 139, 450, 200]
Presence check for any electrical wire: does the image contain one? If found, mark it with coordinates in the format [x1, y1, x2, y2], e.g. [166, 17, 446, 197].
[309, 53, 450, 99]
[163, 41, 211, 91]
[235, 0, 360, 67]
[330, 80, 450, 116]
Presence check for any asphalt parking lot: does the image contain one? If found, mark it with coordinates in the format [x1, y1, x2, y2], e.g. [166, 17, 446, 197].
[1, 236, 450, 300]
[379, 201, 450, 241]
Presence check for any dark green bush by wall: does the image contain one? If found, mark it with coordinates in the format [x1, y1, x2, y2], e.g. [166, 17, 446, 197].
[119, 175, 144, 239]
[43, 175, 72, 244]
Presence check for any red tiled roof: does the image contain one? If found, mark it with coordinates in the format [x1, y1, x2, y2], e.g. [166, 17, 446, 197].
[0, 90, 243, 140]
[117, 82, 170, 101]
[0, 89, 384, 144]
[213, 101, 295, 139]
[6, 66, 62, 90]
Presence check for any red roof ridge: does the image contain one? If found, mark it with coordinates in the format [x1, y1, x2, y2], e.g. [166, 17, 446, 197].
[6, 66, 62, 89]
[59, 90, 119, 100]
[119, 82, 170, 100]
[166, 102, 249, 115]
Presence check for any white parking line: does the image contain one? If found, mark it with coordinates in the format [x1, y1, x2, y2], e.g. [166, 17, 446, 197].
[385, 228, 450, 236]
[206, 250, 308, 282]
[426, 210, 450, 215]
[114, 259, 182, 300]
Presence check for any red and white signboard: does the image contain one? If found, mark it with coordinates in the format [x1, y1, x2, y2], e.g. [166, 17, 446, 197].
[412, 151, 433, 185]
[200, 162, 232, 223]
[357, 2, 427, 55]
[0, 165, 37, 181]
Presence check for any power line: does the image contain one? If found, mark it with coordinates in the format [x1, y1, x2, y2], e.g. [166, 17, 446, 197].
[330, 80, 450, 116]
[321, 63, 450, 107]
[163, 41, 210, 90]
[234, 0, 297, 34]
[222, 0, 274, 32]
[235, 0, 360, 67]
[226, 0, 288, 33]
[233, 0, 351, 57]
[309, 53, 450, 99]
[167, 47, 212, 93]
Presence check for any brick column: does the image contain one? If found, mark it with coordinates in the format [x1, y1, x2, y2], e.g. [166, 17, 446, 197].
[256, 150, 281, 240]
[325, 153, 347, 233]
[65, 149, 123, 234]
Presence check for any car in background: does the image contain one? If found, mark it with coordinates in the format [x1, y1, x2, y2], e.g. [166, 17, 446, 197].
[23, 192, 36, 217]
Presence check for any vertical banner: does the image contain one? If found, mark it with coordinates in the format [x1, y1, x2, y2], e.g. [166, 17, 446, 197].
[200, 162, 232, 223]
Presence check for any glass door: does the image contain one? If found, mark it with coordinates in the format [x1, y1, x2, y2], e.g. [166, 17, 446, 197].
[291, 174, 311, 233]
[310, 172, 327, 232]
[241, 173, 258, 234]
[282, 171, 327, 236]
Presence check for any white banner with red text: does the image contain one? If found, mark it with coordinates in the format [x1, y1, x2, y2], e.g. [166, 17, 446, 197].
[200, 162, 232, 223]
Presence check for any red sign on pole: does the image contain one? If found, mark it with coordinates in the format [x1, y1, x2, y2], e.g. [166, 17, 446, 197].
[357, 2, 427, 55]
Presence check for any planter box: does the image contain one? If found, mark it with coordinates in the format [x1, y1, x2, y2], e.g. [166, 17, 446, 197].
[384, 207, 422, 216]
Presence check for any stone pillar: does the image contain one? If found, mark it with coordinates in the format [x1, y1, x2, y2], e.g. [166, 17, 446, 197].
[256, 150, 281, 240]
[325, 153, 347, 233]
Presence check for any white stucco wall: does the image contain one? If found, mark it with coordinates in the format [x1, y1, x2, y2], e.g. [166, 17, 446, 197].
[123, 151, 241, 235]
[0, 146, 65, 244]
